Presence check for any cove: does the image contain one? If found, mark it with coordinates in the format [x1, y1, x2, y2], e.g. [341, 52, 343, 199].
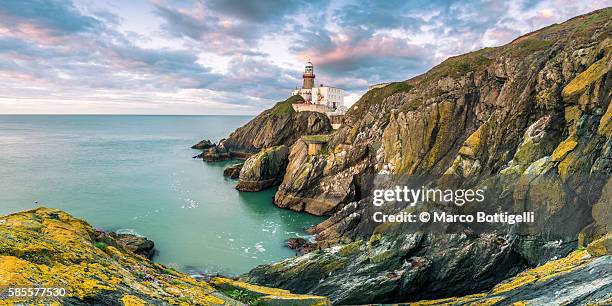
[0, 115, 325, 275]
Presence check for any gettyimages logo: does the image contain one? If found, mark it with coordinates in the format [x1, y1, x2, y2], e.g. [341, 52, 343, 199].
[370, 185, 535, 226]
[372, 186, 486, 207]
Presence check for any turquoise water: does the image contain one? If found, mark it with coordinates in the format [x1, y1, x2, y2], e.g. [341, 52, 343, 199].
[0, 115, 324, 275]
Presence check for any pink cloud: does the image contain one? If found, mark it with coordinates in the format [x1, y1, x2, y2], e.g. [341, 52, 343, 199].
[298, 34, 427, 67]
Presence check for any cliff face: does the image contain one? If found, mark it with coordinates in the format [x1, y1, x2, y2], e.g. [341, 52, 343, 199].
[236, 145, 290, 192]
[246, 8, 612, 304]
[220, 95, 332, 154]
[0, 208, 331, 305]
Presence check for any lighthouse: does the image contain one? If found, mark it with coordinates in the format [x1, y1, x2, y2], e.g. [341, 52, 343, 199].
[291, 61, 346, 128]
[302, 61, 315, 89]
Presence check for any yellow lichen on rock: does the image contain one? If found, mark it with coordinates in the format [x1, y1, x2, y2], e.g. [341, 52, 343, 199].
[412, 250, 599, 305]
[587, 233, 612, 257]
[490, 250, 590, 295]
[0, 207, 328, 305]
[551, 138, 577, 161]
[562, 56, 609, 98]
[459, 122, 487, 158]
[121, 294, 148, 306]
[599, 101, 612, 136]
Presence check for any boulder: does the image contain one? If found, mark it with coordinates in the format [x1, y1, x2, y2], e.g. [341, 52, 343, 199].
[191, 139, 214, 149]
[109, 232, 156, 260]
[236, 145, 290, 192]
[274, 139, 367, 216]
[223, 163, 243, 179]
[285, 237, 317, 254]
[588, 234, 612, 257]
[94, 229, 156, 260]
[198, 145, 230, 162]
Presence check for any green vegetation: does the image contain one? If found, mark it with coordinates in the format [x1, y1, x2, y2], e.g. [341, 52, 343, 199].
[338, 241, 362, 257]
[219, 288, 261, 304]
[575, 9, 611, 33]
[177, 296, 193, 303]
[448, 54, 492, 74]
[302, 134, 331, 143]
[133, 271, 146, 280]
[422, 51, 494, 83]
[346, 81, 414, 121]
[370, 250, 396, 264]
[320, 143, 329, 155]
[270, 95, 303, 116]
[505, 38, 553, 57]
[94, 241, 107, 251]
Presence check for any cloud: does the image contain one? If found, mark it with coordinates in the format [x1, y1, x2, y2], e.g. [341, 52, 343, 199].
[0, 0, 610, 114]
[0, 0, 103, 45]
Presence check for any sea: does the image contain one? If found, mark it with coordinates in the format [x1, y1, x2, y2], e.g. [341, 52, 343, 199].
[0, 115, 324, 275]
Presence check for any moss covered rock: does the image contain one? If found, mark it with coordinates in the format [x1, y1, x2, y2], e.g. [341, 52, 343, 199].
[0, 208, 328, 305]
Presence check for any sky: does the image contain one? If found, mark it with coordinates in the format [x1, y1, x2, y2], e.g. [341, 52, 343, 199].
[0, 0, 609, 115]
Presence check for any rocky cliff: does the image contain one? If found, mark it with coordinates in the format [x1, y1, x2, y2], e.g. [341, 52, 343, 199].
[245, 8, 612, 304]
[220, 95, 332, 154]
[0, 208, 331, 305]
[236, 145, 290, 191]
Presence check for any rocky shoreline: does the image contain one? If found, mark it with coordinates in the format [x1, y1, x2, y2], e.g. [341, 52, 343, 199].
[192, 8, 612, 305]
[0, 207, 332, 305]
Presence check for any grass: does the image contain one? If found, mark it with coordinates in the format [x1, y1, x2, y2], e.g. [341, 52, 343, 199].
[320, 143, 329, 155]
[133, 271, 146, 280]
[177, 296, 193, 303]
[94, 242, 108, 251]
[302, 134, 331, 143]
[505, 38, 553, 57]
[345, 81, 414, 121]
[422, 51, 494, 83]
[220, 289, 261, 305]
[270, 95, 303, 116]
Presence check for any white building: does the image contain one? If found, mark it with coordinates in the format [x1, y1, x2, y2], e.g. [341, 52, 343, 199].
[292, 86, 345, 110]
[291, 61, 346, 112]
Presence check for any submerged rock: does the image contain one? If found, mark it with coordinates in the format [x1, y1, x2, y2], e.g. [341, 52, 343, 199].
[223, 163, 243, 179]
[236, 145, 290, 192]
